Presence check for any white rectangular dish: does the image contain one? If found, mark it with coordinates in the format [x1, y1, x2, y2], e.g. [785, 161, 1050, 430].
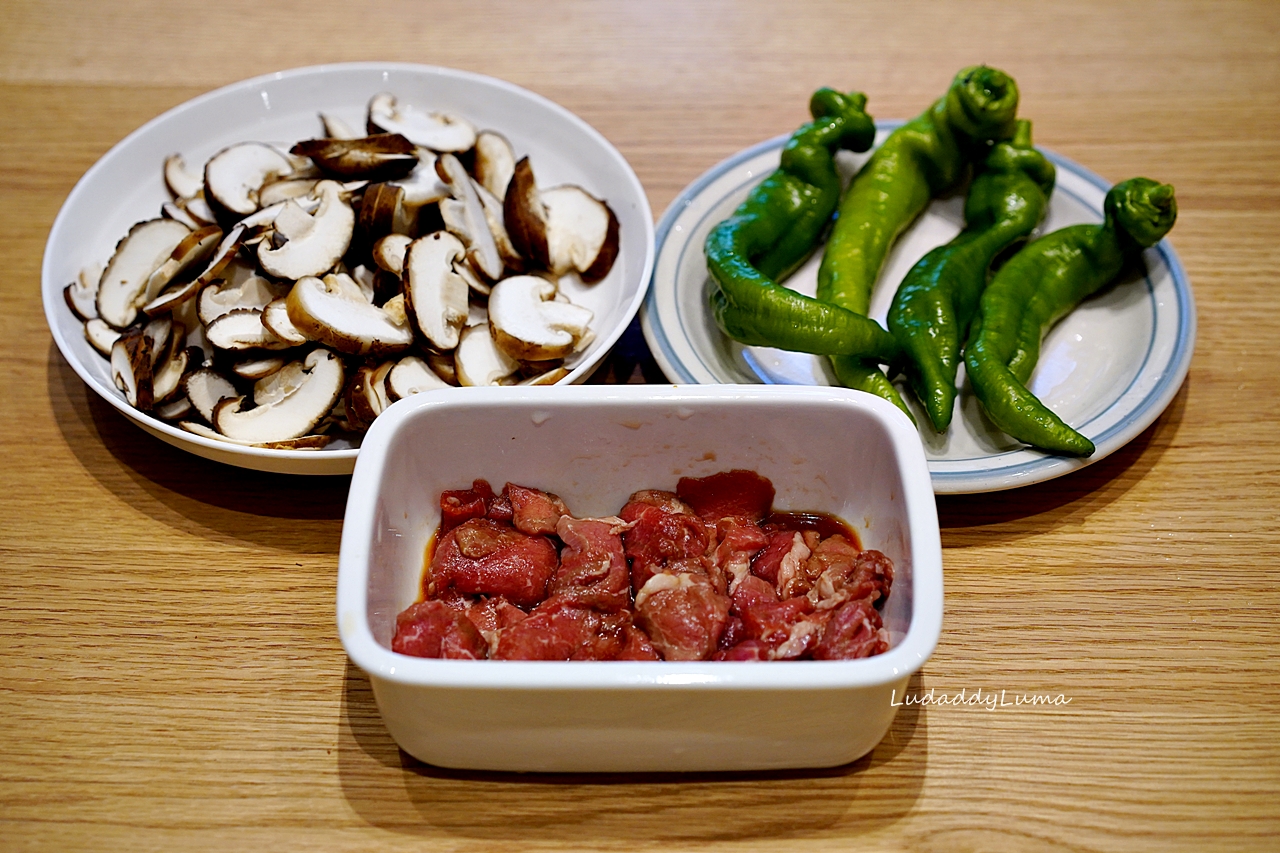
[337, 384, 942, 772]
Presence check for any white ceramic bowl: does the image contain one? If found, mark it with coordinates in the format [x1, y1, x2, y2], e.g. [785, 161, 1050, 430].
[337, 384, 942, 773]
[42, 63, 655, 475]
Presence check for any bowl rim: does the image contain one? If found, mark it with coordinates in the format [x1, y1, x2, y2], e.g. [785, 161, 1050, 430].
[42, 61, 656, 472]
[336, 383, 943, 689]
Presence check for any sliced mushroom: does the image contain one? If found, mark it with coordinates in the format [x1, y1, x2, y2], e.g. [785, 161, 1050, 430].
[213, 349, 344, 443]
[386, 354, 449, 401]
[504, 157, 620, 282]
[182, 195, 217, 226]
[143, 224, 222, 304]
[320, 112, 360, 140]
[518, 366, 570, 386]
[96, 218, 192, 329]
[437, 153, 504, 281]
[183, 368, 238, 423]
[140, 315, 174, 368]
[291, 134, 418, 182]
[152, 345, 190, 404]
[424, 350, 458, 385]
[232, 356, 286, 381]
[454, 322, 519, 386]
[358, 182, 413, 242]
[474, 130, 516, 199]
[475, 181, 523, 271]
[111, 326, 154, 410]
[203, 142, 296, 219]
[372, 233, 413, 276]
[256, 180, 354, 280]
[154, 395, 193, 422]
[344, 361, 395, 431]
[542, 184, 621, 282]
[258, 178, 320, 208]
[205, 308, 292, 352]
[261, 298, 310, 346]
[286, 274, 413, 356]
[180, 420, 332, 449]
[143, 222, 248, 317]
[164, 154, 204, 200]
[84, 318, 120, 356]
[367, 93, 477, 152]
[198, 272, 284, 326]
[401, 231, 470, 350]
[488, 275, 594, 361]
[162, 201, 203, 230]
[64, 263, 103, 322]
[392, 148, 450, 210]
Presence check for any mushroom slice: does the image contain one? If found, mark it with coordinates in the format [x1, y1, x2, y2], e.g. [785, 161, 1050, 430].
[475, 181, 523, 271]
[96, 218, 192, 329]
[141, 315, 174, 368]
[392, 148, 450, 209]
[474, 131, 516, 199]
[437, 154, 504, 281]
[198, 272, 283, 326]
[180, 420, 332, 449]
[367, 93, 477, 153]
[503, 157, 550, 271]
[455, 323, 519, 386]
[372, 233, 413, 276]
[488, 275, 594, 361]
[358, 182, 413, 242]
[256, 180, 354, 280]
[504, 157, 620, 282]
[212, 349, 344, 443]
[182, 195, 217, 226]
[386, 354, 449, 401]
[84, 318, 120, 356]
[183, 368, 238, 423]
[518, 366, 570, 386]
[542, 185, 621, 282]
[320, 112, 360, 140]
[162, 201, 203, 230]
[155, 395, 193, 422]
[205, 308, 292, 352]
[64, 263, 102, 322]
[232, 356, 286, 381]
[291, 134, 418, 182]
[286, 274, 413, 357]
[203, 142, 296, 219]
[401, 231, 470, 350]
[261, 298, 310, 346]
[144, 222, 248, 317]
[152, 345, 190, 404]
[344, 362, 395, 431]
[164, 154, 204, 200]
[424, 350, 458, 385]
[111, 326, 154, 410]
[143, 224, 222, 304]
[258, 178, 319, 208]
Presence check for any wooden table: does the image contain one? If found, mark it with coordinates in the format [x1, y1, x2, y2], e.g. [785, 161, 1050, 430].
[3, 1, 1278, 849]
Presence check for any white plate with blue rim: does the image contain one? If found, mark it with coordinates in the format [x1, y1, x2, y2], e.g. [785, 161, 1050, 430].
[641, 123, 1195, 494]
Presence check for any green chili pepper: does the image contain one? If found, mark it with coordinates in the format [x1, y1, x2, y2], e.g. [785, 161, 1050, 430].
[705, 89, 900, 361]
[963, 177, 1178, 456]
[887, 119, 1056, 431]
[816, 66, 1020, 415]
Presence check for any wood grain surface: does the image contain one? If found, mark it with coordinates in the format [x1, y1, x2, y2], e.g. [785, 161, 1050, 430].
[3, 1, 1279, 850]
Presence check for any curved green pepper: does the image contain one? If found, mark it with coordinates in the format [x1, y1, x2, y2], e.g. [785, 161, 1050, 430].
[964, 177, 1178, 456]
[816, 66, 1020, 414]
[705, 89, 900, 361]
[887, 119, 1056, 431]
